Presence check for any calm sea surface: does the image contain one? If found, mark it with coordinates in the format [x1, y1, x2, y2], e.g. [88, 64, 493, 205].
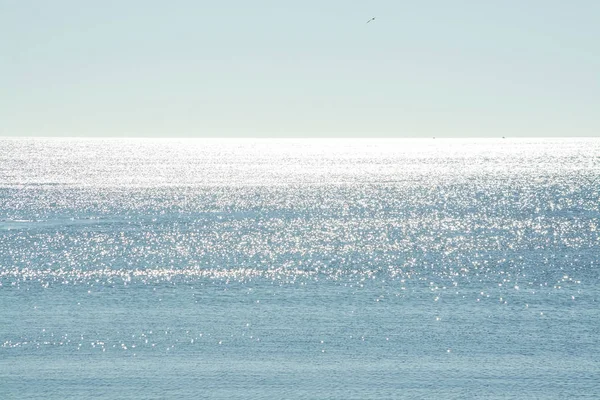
[1, 138, 599, 399]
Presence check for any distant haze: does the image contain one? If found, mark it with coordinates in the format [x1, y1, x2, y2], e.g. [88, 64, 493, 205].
[1, 1, 598, 137]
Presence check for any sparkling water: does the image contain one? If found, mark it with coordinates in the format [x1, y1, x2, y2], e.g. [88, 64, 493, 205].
[1, 138, 599, 399]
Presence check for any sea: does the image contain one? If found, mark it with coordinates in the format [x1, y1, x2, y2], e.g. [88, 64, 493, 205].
[0, 137, 598, 399]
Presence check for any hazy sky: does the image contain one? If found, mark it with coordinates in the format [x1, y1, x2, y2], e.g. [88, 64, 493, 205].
[1, 0, 598, 137]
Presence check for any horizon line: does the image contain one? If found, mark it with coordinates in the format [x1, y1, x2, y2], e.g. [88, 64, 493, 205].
[1, 135, 598, 140]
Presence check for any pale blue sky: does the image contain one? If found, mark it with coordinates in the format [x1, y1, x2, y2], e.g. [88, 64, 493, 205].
[1, 0, 598, 137]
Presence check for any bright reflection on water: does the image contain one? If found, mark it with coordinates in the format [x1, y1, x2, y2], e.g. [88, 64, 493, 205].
[0, 138, 599, 399]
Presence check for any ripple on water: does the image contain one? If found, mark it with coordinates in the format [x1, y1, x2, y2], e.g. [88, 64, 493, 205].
[1, 138, 599, 399]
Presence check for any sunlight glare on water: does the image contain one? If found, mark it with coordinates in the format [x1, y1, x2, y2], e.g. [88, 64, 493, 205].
[0, 138, 599, 399]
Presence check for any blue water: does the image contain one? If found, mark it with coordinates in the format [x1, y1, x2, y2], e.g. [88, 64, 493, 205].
[1, 138, 599, 399]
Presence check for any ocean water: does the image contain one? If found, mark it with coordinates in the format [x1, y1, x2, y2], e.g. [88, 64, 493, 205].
[0, 137, 599, 399]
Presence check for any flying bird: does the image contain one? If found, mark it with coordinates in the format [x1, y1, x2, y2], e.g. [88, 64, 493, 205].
[366, 17, 376, 24]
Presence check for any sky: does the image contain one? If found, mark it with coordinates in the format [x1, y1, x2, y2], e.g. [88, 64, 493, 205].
[1, 0, 598, 137]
